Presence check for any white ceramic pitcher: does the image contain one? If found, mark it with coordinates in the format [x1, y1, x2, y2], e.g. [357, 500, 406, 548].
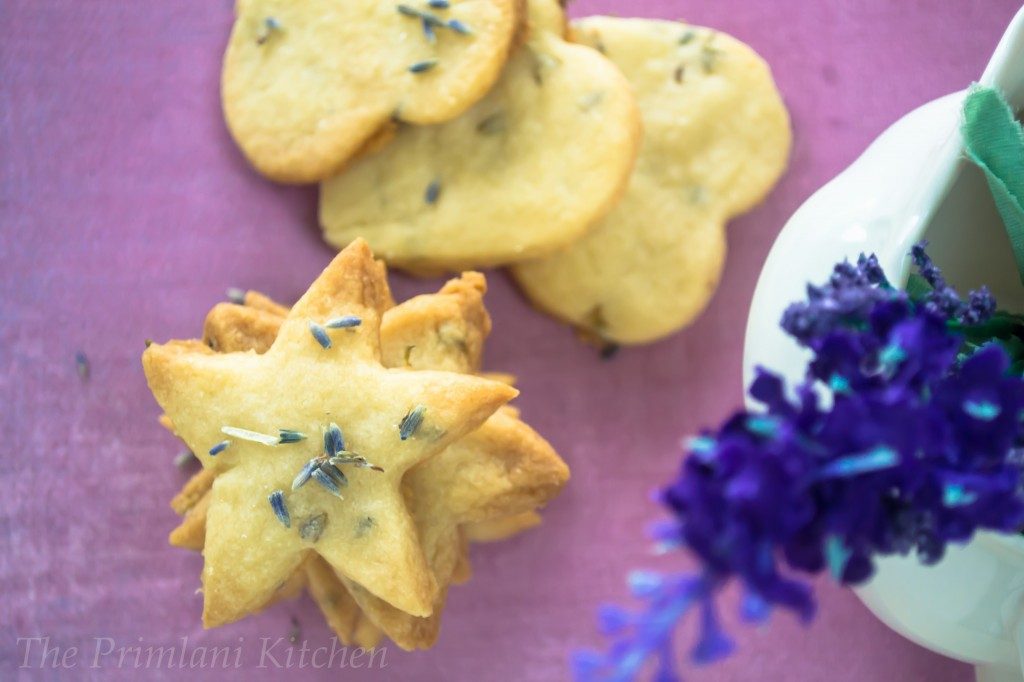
[743, 7, 1024, 681]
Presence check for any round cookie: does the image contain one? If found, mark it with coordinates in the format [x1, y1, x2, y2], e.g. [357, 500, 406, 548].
[511, 18, 792, 345]
[319, 0, 641, 273]
[222, 0, 522, 183]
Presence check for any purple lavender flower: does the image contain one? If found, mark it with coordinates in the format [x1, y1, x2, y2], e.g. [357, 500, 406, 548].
[576, 246, 1024, 682]
[909, 243, 997, 325]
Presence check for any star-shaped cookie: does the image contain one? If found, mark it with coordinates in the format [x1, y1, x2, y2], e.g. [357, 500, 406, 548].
[165, 271, 568, 647]
[143, 240, 517, 625]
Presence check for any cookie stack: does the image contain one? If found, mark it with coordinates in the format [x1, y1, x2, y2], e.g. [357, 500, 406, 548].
[223, 0, 792, 346]
[145, 240, 569, 649]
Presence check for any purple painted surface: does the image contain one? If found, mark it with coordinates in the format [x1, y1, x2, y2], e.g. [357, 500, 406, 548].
[1, 1, 1018, 679]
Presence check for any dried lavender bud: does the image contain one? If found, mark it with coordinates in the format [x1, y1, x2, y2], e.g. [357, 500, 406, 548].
[278, 429, 306, 444]
[208, 440, 230, 456]
[269, 490, 290, 528]
[425, 180, 442, 204]
[256, 17, 282, 45]
[399, 405, 426, 440]
[409, 59, 439, 74]
[311, 467, 344, 498]
[325, 315, 362, 329]
[308, 321, 331, 349]
[292, 457, 323, 491]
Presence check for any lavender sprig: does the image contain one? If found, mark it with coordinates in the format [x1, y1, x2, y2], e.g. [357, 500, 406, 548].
[576, 246, 1024, 681]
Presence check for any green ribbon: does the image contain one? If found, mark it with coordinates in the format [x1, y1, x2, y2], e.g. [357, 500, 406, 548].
[961, 86, 1024, 284]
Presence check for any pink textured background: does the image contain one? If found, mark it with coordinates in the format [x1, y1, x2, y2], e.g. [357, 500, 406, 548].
[2, 1, 1020, 679]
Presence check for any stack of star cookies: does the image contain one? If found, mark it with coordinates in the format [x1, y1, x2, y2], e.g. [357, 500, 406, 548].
[144, 240, 569, 649]
[222, 0, 792, 346]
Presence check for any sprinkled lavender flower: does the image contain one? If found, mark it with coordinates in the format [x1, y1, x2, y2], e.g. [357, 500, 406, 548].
[292, 457, 322, 491]
[425, 179, 442, 205]
[428, 0, 450, 8]
[422, 18, 437, 43]
[325, 315, 362, 329]
[446, 19, 471, 35]
[278, 429, 306, 444]
[409, 59, 439, 74]
[397, 4, 425, 18]
[256, 17, 282, 45]
[312, 467, 344, 498]
[320, 461, 349, 489]
[209, 440, 230, 456]
[399, 404, 426, 440]
[226, 287, 246, 304]
[325, 422, 345, 457]
[577, 246, 1024, 682]
[269, 490, 290, 528]
[309, 321, 331, 349]
[397, 5, 470, 37]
